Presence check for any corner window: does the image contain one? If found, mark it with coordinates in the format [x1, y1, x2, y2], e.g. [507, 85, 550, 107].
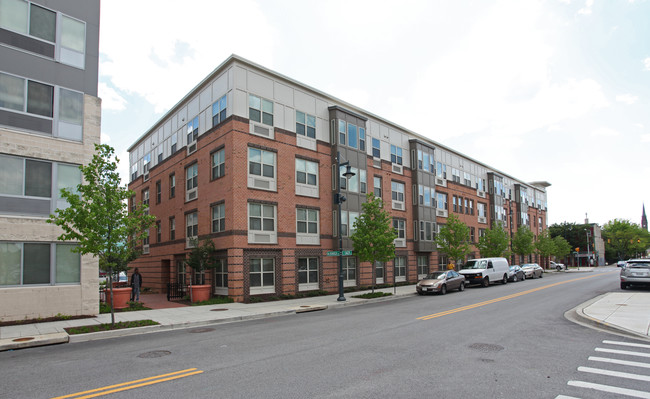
[212, 95, 227, 126]
[249, 94, 273, 126]
[211, 203, 225, 233]
[296, 111, 316, 139]
[212, 148, 225, 180]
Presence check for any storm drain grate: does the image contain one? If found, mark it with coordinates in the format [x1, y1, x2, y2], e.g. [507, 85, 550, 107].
[138, 350, 171, 358]
[188, 327, 215, 333]
[469, 343, 504, 353]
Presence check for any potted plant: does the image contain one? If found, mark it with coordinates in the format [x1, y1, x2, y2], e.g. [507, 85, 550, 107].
[185, 237, 218, 303]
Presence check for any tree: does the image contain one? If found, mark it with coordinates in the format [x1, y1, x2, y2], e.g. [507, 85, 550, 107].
[534, 230, 556, 266]
[602, 219, 650, 262]
[48, 144, 155, 325]
[351, 194, 396, 293]
[434, 214, 471, 267]
[552, 236, 571, 261]
[512, 226, 535, 263]
[185, 237, 218, 301]
[476, 222, 510, 258]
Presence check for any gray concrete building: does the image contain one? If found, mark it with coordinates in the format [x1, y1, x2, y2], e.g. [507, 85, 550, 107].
[0, 0, 101, 321]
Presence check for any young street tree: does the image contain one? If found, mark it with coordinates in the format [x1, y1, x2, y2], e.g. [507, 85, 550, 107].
[434, 214, 471, 268]
[476, 222, 510, 258]
[351, 194, 396, 293]
[48, 144, 155, 325]
[534, 230, 556, 266]
[552, 235, 572, 263]
[602, 219, 650, 262]
[512, 226, 535, 264]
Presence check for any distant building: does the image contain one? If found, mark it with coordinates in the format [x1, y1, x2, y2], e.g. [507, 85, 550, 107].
[642, 204, 647, 231]
[0, 0, 101, 321]
[126, 55, 550, 302]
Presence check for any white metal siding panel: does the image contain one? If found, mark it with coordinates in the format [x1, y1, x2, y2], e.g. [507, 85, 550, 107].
[294, 90, 316, 114]
[275, 82, 293, 106]
[199, 87, 212, 112]
[233, 89, 248, 119]
[213, 72, 228, 99]
[248, 71, 273, 99]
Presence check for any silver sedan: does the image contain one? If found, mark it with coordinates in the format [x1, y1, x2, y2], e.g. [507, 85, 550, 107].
[520, 263, 543, 279]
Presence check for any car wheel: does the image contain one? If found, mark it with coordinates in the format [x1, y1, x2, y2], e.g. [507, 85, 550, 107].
[512, 275, 518, 282]
[556, 266, 561, 271]
[539, 271, 543, 278]
[418, 291, 424, 295]
[620, 282, 627, 290]
[502, 274, 508, 284]
[440, 285, 447, 295]
[482, 277, 490, 287]
[521, 274, 525, 281]
[459, 282, 465, 292]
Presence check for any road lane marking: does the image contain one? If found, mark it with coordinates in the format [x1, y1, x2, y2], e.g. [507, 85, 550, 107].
[417, 273, 608, 321]
[578, 366, 650, 382]
[603, 340, 650, 350]
[589, 356, 650, 369]
[595, 348, 650, 359]
[50, 368, 203, 399]
[567, 381, 650, 398]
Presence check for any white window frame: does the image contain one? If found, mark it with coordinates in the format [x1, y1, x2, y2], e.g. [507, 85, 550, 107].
[250, 258, 275, 294]
[212, 148, 225, 180]
[295, 158, 319, 198]
[395, 256, 406, 282]
[342, 257, 356, 287]
[248, 147, 277, 191]
[213, 259, 228, 295]
[211, 203, 225, 233]
[248, 203, 277, 244]
[417, 255, 428, 279]
[296, 208, 319, 245]
[185, 212, 198, 248]
[391, 181, 405, 210]
[298, 257, 319, 291]
[185, 163, 198, 201]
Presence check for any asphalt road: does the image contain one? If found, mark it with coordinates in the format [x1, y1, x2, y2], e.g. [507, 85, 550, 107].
[1, 267, 647, 399]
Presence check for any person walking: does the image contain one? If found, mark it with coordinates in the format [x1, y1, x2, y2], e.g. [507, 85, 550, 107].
[130, 268, 143, 302]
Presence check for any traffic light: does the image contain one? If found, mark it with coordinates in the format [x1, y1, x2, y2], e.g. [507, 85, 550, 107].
[575, 247, 579, 252]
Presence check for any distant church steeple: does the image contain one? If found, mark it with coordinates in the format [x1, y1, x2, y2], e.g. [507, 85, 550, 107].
[643, 204, 648, 231]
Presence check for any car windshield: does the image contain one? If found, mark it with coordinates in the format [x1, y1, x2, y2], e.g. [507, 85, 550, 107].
[464, 260, 487, 269]
[628, 262, 650, 268]
[509, 266, 517, 270]
[425, 272, 446, 280]
[522, 264, 534, 268]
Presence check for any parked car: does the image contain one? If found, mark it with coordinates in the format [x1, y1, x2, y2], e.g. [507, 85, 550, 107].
[508, 265, 525, 282]
[459, 257, 510, 287]
[617, 260, 627, 268]
[550, 261, 565, 271]
[521, 263, 543, 279]
[416, 270, 466, 295]
[620, 259, 650, 289]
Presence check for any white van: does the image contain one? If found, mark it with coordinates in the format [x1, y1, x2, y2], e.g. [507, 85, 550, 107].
[459, 257, 510, 287]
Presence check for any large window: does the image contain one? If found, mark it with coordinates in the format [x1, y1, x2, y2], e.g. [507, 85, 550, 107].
[297, 208, 318, 235]
[249, 203, 275, 232]
[249, 94, 273, 126]
[212, 95, 227, 126]
[394, 257, 406, 282]
[419, 221, 434, 242]
[187, 115, 199, 143]
[0, 242, 79, 286]
[186, 212, 198, 246]
[186, 163, 198, 200]
[250, 258, 275, 294]
[437, 192, 448, 210]
[0, 72, 54, 118]
[374, 176, 382, 198]
[417, 255, 428, 279]
[212, 148, 225, 180]
[296, 111, 316, 139]
[339, 211, 359, 237]
[393, 219, 405, 240]
[418, 185, 434, 207]
[391, 181, 405, 210]
[417, 149, 434, 173]
[211, 203, 225, 233]
[342, 257, 356, 287]
[296, 159, 317, 186]
[390, 145, 403, 165]
[213, 259, 227, 293]
[298, 257, 319, 291]
[372, 138, 381, 158]
[249, 148, 275, 178]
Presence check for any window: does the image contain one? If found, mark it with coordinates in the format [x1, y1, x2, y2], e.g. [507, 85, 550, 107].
[171, 133, 177, 153]
[1, 1, 55, 41]
[458, 197, 464, 213]
[469, 200, 474, 215]
[170, 217, 175, 240]
[141, 190, 149, 211]
[417, 150, 434, 172]
[478, 202, 486, 218]
[390, 145, 403, 165]
[419, 221, 434, 241]
[249, 148, 275, 178]
[338, 210, 359, 237]
[186, 163, 198, 200]
[393, 218, 405, 240]
[212, 95, 227, 126]
[296, 159, 317, 186]
[249, 94, 273, 126]
[297, 208, 318, 235]
[0, 72, 53, 118]
[169, 174, 175, 198]
[298, 257, 319, 290]
[391, 181, 405, 209]
[436, 162, 447, 179]
[437, 193, 448, 210]
[176, 260, 186, 285]
[213, 259, 228, 291]
[60, 14, 85, 68]
[470, 227, 475, 242]
[187, 115, 199, 143]
[249, 203, 275, 232]
[211, 203, 225, 233]
[372, 138, 381, 158]
[155, 181, 161, 204]
[156, 221, 161, 243]
[212, 148, 225, 180]
[342, 257, 356, 286]
[359, 127, 366, 152]
[417, 255, 428, 279]
[157, 146, 163, 163]
[394, 257, 406, 282]
[451, 168, 461, 183]
[250, 258, 275, 294]
[142, 233, 149, 254]
[143, 153, 151, 174]
[348, 123, 358, 149]
[296, 111, 316, 139]
[464, 172, 472, 186]
[452, 196, 458, 213]
[418, 185, 433, 207]
[359, 169, 367, 194]
[186, 212, 198, 245]
[464, 198, 469, 214]
[0, 242, 79, 286]
[338, 120, 346, 145]
[374, 176, 382, 198]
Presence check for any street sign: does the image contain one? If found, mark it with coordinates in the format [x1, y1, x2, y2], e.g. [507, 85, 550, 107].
[326, 250, 353, 256]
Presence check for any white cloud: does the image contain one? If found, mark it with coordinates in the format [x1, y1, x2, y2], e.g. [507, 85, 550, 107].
[101, 132, 111, 143]
[641, 134, 650, 142]
[579, 0, 594, 14]
[644, 57, 650, 70]
[616, 94, 638, 104]
[98, 82, 127, 111]
[591, 127, 619, 137]
[99, 0, 277, 113]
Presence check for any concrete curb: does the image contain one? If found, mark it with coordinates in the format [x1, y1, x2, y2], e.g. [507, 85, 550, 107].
[565, 294, 650, 342]
[0, 332, 68, 351]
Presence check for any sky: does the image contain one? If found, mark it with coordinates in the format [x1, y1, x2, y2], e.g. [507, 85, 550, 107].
[98, 0, 650, 228]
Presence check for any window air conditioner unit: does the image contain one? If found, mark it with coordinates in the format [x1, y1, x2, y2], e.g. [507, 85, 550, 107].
[436, 209, 448, 218]
[143, 172, 150, 182]
[478, 216, 487, 224]
[435, 177, 447, 187]
[187, 142, 197, 155]
[252, 123, 270, 137]
[477, 190, 486, 198]
[392, 202, 404, 210]
[186, 188, 197, 201]
[392, 164, 403, 174]
[373, 158, 382, 169]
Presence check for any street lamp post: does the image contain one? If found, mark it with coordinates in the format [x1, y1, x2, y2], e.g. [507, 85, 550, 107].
[509, 208, 513, 264]
[335, 151, 355, 302]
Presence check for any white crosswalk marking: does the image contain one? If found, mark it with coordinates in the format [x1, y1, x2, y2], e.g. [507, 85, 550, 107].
[603, 340, 650, 350]
[595, 348, 650, 358]
[577, 366, 650, 382]
[589, 356, 650, 369]
[568, 381, 650, 398]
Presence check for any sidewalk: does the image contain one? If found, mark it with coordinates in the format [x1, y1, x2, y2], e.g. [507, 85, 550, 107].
[2, 268, 648, 351]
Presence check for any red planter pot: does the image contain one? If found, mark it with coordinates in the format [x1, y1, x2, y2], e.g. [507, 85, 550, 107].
[104, 287, 132, 309]
[191, 285, 211, 303]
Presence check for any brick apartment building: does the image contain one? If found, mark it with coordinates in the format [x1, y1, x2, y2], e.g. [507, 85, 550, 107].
[127, 55, 549, 302]
[0, 0, 101, 321]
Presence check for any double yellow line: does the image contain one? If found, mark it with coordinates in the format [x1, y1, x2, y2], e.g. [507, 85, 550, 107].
[417, 272, 611, 321]
[50, 368, 203, 399]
